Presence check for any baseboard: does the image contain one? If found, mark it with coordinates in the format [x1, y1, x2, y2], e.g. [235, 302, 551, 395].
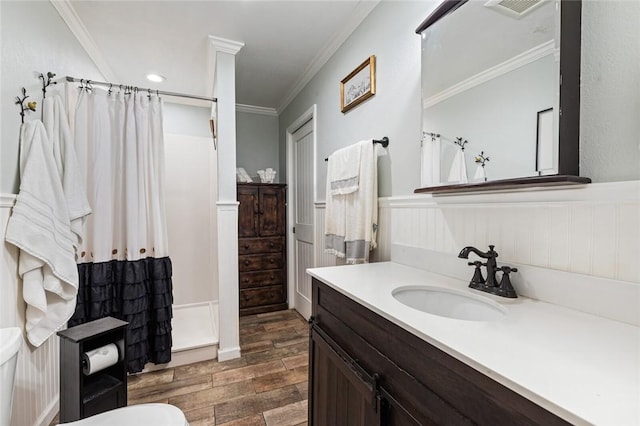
[217, 346, 241, 362]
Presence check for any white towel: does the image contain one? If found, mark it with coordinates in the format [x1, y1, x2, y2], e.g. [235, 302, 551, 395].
[473, 164, 486, 182]
[327, 140, 369, 195]
[421, 135, 441, 186]
[447, 147, 468, 184]
[325, 142, 379, 264]
[5, 121, 79, 347]
[43, 93, 91, 248]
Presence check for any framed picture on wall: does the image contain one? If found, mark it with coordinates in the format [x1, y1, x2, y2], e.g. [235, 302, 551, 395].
[340, 55, 376, 113]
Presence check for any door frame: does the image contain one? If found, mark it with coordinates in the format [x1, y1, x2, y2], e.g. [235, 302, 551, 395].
[286, 104, 317, 319]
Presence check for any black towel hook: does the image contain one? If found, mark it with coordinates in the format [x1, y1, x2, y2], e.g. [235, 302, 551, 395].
[15, 87, 36, 124]
[39, 71, 57, 99]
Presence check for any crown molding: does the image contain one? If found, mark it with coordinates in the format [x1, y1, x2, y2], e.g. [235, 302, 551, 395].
[236, 104, 278, 117]
[49, 0, 118, 82]
[276, 0, 380, 114]
[423, 40, 556, 109]
[208, 36, 245, 55]
[206, 36, 245, 98]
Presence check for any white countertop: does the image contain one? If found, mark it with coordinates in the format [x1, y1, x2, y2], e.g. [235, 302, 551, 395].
[307, 262, 640, 426]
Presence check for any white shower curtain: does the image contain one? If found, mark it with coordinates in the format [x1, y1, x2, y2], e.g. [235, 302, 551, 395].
[69, 87, 173, 373]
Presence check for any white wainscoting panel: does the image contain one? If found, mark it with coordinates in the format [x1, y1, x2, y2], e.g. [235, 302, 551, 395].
[1, 195, 59, 426]
[386, 181, 640, 284]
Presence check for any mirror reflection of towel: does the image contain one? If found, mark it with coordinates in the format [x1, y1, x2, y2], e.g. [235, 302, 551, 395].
[473, 165, 486, 182]
[447, 148, 468, 183]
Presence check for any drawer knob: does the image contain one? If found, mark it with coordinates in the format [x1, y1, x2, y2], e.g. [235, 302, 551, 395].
[244, 244, 249, 249]
[243, 294, 249, 300]
[244, 260, 250, 266]
[269, 292, 275, 298]
[269, 242, 275, 248]
[270, 259, 275, 263]
[270, 275, 274, 280]
[244, 278, 249, 283]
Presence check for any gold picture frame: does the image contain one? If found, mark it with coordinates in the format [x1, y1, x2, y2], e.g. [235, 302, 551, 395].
[340, 55, 376, 113]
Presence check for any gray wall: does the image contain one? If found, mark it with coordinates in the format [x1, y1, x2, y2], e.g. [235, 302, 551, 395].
[237, 111, 279, 181]
[0, 0, 104, 194]
[279, 0, 640, 199]
[580, 0, 640, 182]
[279, 1, 438, 199]
[163, 103, 212, 138]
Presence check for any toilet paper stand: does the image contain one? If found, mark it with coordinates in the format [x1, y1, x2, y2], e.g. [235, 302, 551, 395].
[57, 317, 128, 423]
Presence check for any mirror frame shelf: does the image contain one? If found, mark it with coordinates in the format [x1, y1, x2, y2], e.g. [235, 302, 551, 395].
[414, 175, 591, 195]
[415, 0, 585, 194]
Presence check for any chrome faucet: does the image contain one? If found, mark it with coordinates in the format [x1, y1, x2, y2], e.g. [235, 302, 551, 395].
[458, 245, 517, 298]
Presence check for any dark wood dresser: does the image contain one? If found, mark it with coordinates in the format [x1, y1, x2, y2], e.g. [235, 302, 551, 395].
[237, 183, 288, 316]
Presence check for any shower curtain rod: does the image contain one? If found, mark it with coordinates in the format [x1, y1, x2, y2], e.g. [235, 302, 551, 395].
[65, 76, 217, 103]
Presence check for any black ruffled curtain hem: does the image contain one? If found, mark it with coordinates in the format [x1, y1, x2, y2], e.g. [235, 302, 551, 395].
[69, 256, 173, 373]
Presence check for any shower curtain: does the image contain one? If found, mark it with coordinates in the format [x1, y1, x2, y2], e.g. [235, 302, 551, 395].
[68, 87, 173, 373]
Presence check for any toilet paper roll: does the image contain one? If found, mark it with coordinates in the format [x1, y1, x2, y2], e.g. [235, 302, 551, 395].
[83, 343, 119, 375]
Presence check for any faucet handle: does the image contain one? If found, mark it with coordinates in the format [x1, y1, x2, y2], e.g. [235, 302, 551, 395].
[496, 266, 518, 298]
[467, 261, 485, 289]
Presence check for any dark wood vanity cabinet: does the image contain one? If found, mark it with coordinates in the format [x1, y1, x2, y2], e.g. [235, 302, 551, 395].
[309, 278, 570, 426]
[237, 183, 287, 316]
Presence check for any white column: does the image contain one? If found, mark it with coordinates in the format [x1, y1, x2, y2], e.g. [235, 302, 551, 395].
[208, 36, 244, 361]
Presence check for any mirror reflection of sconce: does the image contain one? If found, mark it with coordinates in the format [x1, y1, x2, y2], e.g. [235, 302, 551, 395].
[454, 137, 468, 151]
[474, 151, 490, 182]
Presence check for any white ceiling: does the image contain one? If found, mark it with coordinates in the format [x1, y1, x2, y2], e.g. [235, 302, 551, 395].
[64, 0, 378, 110]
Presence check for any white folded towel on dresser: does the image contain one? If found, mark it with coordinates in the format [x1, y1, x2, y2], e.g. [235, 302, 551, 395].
[325, 141, 379, 264]
[327, 140, 369, 195]
[5, 121, 79, 347]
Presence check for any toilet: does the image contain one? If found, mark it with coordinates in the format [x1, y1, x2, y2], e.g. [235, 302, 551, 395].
[58, 403, 188, 425]
[0, 327, 187, 426]
[0, 327, 23, 426]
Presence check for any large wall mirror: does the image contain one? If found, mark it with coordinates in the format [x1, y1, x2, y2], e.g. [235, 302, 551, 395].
[416, 0, 583, 192]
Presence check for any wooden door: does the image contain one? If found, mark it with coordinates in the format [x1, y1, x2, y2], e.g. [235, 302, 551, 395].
[258, 186, 285, 237]
[238, 185, 259, 237]
[309, 327, 382, 426]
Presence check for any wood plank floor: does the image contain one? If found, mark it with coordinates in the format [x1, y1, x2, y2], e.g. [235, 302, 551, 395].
[131, 309, 309, 425]
[54, 310, 310, 425]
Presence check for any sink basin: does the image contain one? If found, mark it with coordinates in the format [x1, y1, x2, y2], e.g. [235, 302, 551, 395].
[392, 286, 506, 321]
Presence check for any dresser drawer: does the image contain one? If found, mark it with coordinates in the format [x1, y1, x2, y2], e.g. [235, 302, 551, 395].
[240, 270, 283, 289]
[239, 253, 283, 272]
[239, 237, 284, 255]
[240, 286, 285, 308]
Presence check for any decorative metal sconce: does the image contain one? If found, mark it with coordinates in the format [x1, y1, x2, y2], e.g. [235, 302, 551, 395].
[474, 151, 490, 168]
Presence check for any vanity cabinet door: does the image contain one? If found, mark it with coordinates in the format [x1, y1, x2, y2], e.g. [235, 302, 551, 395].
[309, 326, 383, 426]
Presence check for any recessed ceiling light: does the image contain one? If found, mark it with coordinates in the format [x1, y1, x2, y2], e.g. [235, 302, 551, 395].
[146, 74, 165, 83]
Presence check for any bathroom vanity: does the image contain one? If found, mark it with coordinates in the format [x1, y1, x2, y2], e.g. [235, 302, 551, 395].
[307, 262, 639, 425]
